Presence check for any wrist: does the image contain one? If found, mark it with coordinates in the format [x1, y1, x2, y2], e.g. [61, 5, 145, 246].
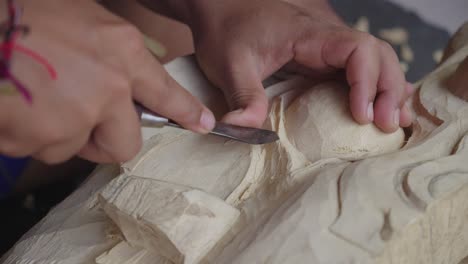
[139, 0, 235, 32]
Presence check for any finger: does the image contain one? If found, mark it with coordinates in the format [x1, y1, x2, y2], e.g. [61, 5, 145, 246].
[293, 29, 381, 124]
[373, 42, 407, 132]
[398, 83, 415, 128]
[32, 131, 90, 164]
[130, 49, 215, 134]
[282, 61, 338, 80]
[345, 40, 380, 125]
[405, 82, 415, 97]
[79, 99, 142, 163]
[399, 103, 413, 128]
[78, 141, 113, 164]
[219, 56, 269, 128]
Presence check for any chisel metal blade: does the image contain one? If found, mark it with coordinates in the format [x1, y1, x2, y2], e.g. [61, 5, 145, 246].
[167, 121, 279, 145]
[209, 122, 279, 145]
[136, 103, 279, 145]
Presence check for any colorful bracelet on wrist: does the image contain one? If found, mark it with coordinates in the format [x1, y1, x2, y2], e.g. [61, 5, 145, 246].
[0, 0, 56, 103]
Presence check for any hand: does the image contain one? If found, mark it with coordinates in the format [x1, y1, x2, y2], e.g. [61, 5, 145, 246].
[0, 0, 215, 164]
[166, 0, 414, 132]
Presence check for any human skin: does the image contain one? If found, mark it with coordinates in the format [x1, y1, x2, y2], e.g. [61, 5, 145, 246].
[0, 0, 412, 165]
[0, 0, 215, 164]
[141, 0, 414, 131]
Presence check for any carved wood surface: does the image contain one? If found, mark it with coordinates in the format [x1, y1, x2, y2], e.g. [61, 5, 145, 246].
[2, 23, 468, 264]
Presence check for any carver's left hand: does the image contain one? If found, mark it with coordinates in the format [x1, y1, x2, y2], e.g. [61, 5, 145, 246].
[142, 0, 414, 133]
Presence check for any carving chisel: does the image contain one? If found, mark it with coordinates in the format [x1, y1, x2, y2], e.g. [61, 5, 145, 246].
[134, 104, 279, 145]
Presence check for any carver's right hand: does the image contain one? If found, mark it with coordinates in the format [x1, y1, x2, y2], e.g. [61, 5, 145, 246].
[0, 0, 215, 164]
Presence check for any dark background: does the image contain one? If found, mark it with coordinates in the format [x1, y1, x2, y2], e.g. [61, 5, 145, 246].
[329, 0, 450, 82]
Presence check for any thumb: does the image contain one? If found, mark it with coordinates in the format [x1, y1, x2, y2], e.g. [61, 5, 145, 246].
[218, 59, 269, 128]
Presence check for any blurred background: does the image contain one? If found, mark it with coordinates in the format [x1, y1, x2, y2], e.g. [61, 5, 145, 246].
[0, 0, 467, 257]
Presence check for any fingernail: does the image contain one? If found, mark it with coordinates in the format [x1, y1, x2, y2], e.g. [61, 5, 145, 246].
[367, 102, 374, 122]
[394, 109, 400, 126]
[200, 109, 215, 132]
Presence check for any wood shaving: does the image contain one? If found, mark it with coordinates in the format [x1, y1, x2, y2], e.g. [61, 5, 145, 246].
[144, 35, 167, 58]
[379, 27, 409, 45]
[433, 50, 443, 63]
[354, 17, 369, 33]
[400, 62, 409, 73]
[401, 44, 414, 62]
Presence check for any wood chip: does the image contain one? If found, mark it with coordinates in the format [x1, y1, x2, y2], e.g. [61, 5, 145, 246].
[400, 61, 409, 73]
[401, 44, 414, 62]
[379, 27, 409, 45]
[354, 17, 370, 33]
[433, 50, 443, 63]
[144, 35, 167, 58]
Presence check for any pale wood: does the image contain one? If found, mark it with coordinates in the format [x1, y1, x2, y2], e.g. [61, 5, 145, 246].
[3, 23, 468, 264]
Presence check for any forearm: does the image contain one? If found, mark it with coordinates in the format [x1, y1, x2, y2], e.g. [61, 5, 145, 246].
[284, 0, 333, 12]
[139, 0, 344, 30]
[137, 0, 193, 23]
[137, 0, 239, 34]
[282, 0, 344, 25]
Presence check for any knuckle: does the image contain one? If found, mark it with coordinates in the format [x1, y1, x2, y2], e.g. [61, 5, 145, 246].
[113, 82, 133, 101]
[119, 25, 146, 57]
[33, 122, 66, 144]
[101, 22, 146, 62]
[379, 40, 394, 52]
[112, 140, 142, 163]
[357, 33, 380, 49]
[378, 41, 400, 62]
[38, 128, 60, 144]
[227, 88, 264, 109]
[78, 107, 99, 130]
[71, 101, 100, 130]
[105, 75, 132, 103]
